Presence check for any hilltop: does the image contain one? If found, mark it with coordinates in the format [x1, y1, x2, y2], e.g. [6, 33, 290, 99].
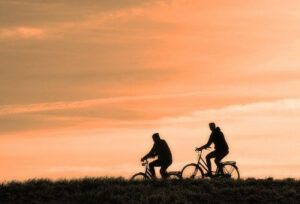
[0, 178, 299, 203]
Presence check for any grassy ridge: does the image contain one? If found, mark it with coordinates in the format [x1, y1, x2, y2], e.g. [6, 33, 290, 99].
[0, 178, 299, 203]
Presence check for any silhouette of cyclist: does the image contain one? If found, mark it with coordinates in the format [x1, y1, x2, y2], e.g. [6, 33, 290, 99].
[141, 133, 173, 178]
[196, 123, 229, 176]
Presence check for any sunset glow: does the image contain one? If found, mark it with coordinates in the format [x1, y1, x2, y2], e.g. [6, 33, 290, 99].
[0, 0, 300, 181]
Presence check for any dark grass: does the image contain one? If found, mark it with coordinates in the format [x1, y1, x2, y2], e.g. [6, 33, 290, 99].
[0, 177, 299, 204]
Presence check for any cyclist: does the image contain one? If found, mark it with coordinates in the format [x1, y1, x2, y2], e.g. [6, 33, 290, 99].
[141, 133, 173, 178]
[196, 123, 229, 177]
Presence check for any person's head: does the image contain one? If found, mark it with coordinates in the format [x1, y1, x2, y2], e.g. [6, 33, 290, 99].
[152, 133, 160, 142]
[209, 122, 216, 131]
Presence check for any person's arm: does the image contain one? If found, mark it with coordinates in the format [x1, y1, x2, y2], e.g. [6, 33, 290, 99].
[202, 134, 213, 149]
[196, 134, 213, 151]
[141, 143, 157, 161]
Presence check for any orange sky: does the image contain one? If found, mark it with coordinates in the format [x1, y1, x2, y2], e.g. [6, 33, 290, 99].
[0, 0, 300, 181]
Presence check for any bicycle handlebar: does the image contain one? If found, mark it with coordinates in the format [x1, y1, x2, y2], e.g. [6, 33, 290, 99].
[141, 159, 149, 166]
[195, 146, 211, 152]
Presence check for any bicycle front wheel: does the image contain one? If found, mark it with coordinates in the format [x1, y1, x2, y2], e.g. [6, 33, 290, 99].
[130, 172, 148, 181]
[222, 164, 240, 180]
[181, 163, 204, 179]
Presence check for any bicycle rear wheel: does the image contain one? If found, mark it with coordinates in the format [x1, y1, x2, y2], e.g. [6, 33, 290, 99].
[221, 164, 240, 179]
[130, 172, 148, 181]
[181, 163, 204, 179]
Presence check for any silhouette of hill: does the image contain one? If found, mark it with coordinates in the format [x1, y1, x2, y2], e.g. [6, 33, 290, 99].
[0, 178, 299, 203]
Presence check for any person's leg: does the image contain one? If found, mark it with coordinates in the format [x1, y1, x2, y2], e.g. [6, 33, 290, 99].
[214, 150, 229, 174]
[206, 151, 217, 175]
[149, 160, 162, 178]
[160, 161, 172, 178]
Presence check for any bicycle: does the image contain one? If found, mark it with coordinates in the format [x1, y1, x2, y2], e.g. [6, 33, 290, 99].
[181, 148, 240, 179]
[130, 159, 182, 180]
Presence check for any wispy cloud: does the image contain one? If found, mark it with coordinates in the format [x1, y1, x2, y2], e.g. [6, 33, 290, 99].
[0, 26, 46, 39]
[0, 2, 149, 40]
[0, 91, 209, 116]
[159, 97, 300, 126]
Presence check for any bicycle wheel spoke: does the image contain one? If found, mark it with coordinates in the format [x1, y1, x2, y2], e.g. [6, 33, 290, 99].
[222, 164, 240, 180]
[192, 169, 197, 177]
[224, 166, 234, 174]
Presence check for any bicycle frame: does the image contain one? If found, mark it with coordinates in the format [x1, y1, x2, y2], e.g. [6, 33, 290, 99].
[196, 150, 222, 175]
[196, 150, 210, 173]
[141, 159, 181, 179]
[142, 160, 153, 179]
